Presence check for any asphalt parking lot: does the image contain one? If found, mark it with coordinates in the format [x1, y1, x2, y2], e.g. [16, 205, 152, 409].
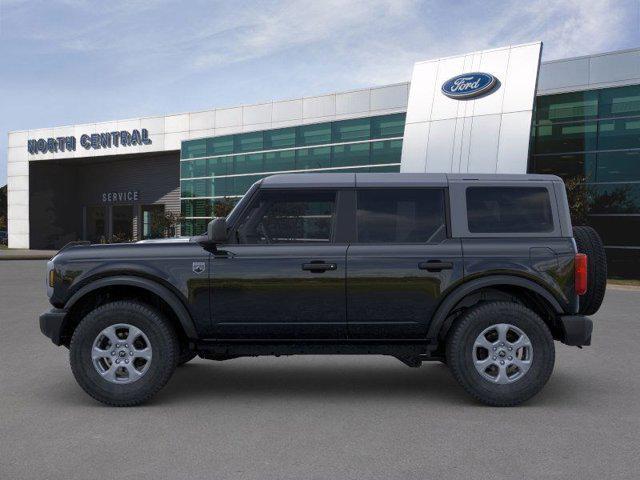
[1, 260, 639, 479]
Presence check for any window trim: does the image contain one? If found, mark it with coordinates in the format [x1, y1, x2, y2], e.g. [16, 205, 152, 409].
[352, 187, 450, 245]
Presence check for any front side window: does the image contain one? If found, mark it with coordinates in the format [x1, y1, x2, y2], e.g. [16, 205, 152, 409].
[466, 187, 554, 233]
[356, 188, 446, 243]
[236, 190, 336, 244]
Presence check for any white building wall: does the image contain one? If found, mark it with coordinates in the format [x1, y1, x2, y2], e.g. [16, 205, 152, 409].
[7, 84, 408, 248]
[400, 42, 542, 174]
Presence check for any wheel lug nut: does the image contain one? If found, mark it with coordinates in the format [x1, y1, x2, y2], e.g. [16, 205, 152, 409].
[111, 351, 115, 356]
[116, 359, 120, 364]
[130, 351, 133, 356]
[508, 347, 513, 351]
[500, 360, 505, 365]
[500, 342, 505, 346]
[492, 347, 497, 351]
[124, 359, 129, 364]
[492, 356, 497, 360]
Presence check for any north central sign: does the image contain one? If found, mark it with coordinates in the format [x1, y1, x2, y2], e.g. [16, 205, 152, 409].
[441, 72, 497, 99]
[27, 128, 152, 155]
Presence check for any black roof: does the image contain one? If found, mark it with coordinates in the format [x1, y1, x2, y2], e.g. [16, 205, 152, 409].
[260, 172, 561, 188]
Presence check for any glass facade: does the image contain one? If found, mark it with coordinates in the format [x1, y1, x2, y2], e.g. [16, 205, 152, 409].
[180, 113, 405, 235]
[529, 84, 640, 277]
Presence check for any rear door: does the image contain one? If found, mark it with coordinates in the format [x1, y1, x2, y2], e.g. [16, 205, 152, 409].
[346, 187, 463, 339]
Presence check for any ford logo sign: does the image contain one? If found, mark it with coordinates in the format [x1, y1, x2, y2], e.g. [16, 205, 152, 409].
[441, 72, 497, 99]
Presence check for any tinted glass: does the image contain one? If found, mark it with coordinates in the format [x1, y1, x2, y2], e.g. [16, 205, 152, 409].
[466, 187, 554, 233]
[596, 151, 640, 182]
[297, 124, 331, 146]
[332, 118, 370, 142]
[371, 113, 406, 138]
[236, 190, 336, 244]
[264, 128, 296, 149]
[356, 189, 446, 243]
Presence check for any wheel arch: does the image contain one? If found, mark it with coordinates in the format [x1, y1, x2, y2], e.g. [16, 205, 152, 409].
[427, 275, 564, 343]
[60, 275, 198, 346]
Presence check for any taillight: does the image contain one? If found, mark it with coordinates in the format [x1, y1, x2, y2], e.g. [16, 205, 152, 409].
[575, 253, 587, 295]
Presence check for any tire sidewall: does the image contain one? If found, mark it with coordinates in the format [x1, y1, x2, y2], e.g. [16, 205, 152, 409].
[447, 303, 555, 405]
[70, 302, 177, 405]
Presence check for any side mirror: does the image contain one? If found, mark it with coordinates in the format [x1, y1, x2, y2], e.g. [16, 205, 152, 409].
[207, 217, 228, 244]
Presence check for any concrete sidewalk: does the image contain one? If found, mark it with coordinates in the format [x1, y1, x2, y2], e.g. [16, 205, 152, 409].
[0, 249, 57, 260]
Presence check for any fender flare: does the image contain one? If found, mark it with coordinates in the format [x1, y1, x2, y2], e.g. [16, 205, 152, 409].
[65, 275, 198, 339]
[426, 275, 564, 340]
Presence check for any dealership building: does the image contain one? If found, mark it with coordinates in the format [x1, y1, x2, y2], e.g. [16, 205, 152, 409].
[6, 43, 640, 277]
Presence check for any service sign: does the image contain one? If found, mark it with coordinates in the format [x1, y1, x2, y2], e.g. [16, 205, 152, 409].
[441, 72, 497, 99]
[27, 129, 152, 155]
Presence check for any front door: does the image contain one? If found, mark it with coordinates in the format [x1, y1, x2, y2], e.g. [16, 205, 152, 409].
[211, 188, 347, 339]
[346, 187, 464, 339]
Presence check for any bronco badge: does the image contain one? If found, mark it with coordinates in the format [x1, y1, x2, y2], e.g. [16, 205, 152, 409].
[192, 261, 206, 274]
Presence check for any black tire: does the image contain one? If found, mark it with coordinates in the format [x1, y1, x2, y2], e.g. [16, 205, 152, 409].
[446, 302, 555, 407]
[573, 225, 607, 315]
[70, 300, 178, 407]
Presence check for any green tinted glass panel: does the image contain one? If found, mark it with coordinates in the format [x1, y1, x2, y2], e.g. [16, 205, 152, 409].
[371, 113, 406, 139]
[297, 124, 331, 146]
[589, 183, 640, 214]
[180, 161, 192, 178]
[535, 91, 598, 124]
[212, 177, 232, 197]
[264, 150, 296, 172]
[234, 153, 264, 174]
[368, 164, 401, 173]
[180, 180, 193, 198]
[234, 132, 263, 153]
[181, 139, 206, 159]
[533, 121, 598, 154]
[264, 128, 296, 149]
[206, 136, 234, 156]
[371, 139, 402, 164]
[182, 219, 209, 237]
[208, 156, 233, 176]
[332, 143, 370, 167]
[596, 151, 640, 182]
[530, 153, 596, 180]
[181, 199, 214, 218]
[598, 119, 640, 150]
[599, 85, 640, 118]
[296, 147, 331, 170]
[233, 175, 264, 195]
[332, 118, 370, 142]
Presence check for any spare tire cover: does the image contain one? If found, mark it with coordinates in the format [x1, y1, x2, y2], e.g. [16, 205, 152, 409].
[573, 225, 607, 315]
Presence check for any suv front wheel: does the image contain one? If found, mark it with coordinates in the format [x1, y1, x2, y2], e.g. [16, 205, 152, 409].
[70, 300, 178, 406]
[446, 302, 555, 406]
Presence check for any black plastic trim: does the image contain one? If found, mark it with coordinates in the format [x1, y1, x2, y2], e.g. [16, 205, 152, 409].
[64, 275, 198, 339]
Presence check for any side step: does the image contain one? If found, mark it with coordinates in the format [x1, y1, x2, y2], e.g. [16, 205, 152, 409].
[193, 340, 440, 366]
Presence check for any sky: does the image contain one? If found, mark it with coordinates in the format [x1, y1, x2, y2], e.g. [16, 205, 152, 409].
[1, 0, 639, 186]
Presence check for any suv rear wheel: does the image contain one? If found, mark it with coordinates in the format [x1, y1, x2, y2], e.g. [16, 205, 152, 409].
[446, 301, 555, 406]
[70, 300, 178, 406]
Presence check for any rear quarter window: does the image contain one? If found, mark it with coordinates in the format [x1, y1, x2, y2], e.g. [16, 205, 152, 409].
[466, 187, 554, 233]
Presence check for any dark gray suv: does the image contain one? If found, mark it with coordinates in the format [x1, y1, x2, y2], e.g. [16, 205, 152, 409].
[40, 173, 606, 406]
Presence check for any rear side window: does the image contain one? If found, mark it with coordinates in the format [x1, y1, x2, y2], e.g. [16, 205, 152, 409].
[356, 188, 446, 243]
[466, 187, 554, 233]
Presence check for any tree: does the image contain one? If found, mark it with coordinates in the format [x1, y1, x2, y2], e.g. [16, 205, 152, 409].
[214, 197, 236, 217]
[149, 210, 182, 239]
[0, 185, 7, 230]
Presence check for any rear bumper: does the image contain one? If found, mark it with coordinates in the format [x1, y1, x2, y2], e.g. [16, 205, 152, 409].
[558, 314, 593, 346]
[39, 308, 67, 346]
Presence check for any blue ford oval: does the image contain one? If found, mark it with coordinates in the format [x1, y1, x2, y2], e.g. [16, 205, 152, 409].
[441, 72, 497, 99]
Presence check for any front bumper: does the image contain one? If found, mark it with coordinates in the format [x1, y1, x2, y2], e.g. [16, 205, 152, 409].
[39, 308, 67, 346]
[558, 315, 593, 346]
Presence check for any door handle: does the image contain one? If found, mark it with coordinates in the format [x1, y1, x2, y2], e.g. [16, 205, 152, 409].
[302, 262, 337, 273]
[418, 260, 453, 272]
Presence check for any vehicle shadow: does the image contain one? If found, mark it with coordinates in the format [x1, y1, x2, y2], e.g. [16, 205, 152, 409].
[158, 358, 472, 405]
